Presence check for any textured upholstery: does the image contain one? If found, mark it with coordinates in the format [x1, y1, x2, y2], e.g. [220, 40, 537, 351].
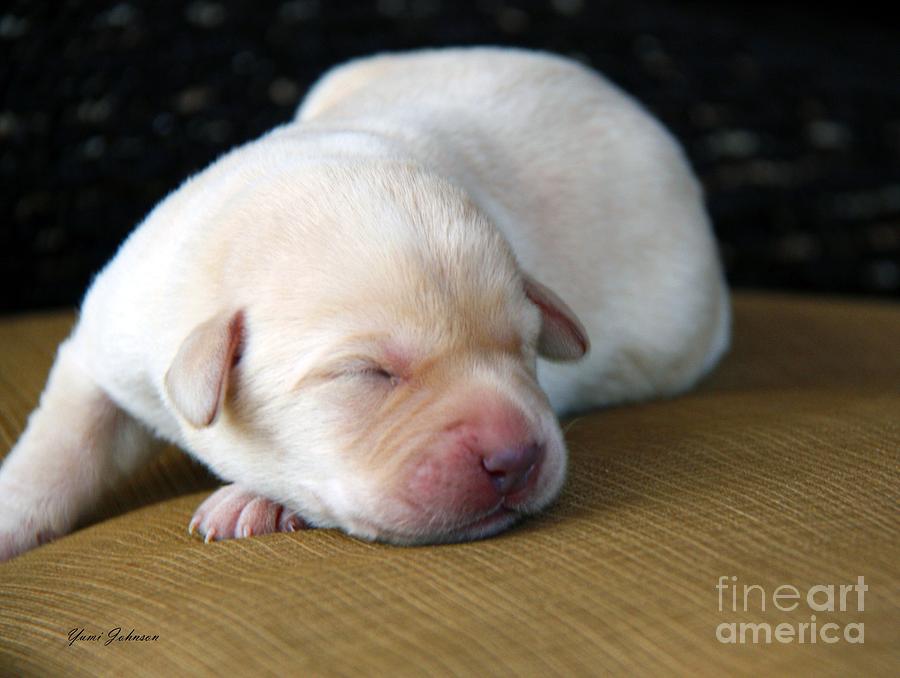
[0, 293, 897, 676]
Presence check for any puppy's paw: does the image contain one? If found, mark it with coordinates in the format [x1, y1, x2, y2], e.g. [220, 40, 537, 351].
[0, 516, 59, 562]
[188, 484, 307, 542]
[0, 488, 63, 562]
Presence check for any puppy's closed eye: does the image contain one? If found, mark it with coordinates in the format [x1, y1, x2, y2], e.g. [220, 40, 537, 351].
[355, 364, 399, 385]
[367, 366, 397, 381]
[339, 360, 401, 388]
[293, 356, 399, 393]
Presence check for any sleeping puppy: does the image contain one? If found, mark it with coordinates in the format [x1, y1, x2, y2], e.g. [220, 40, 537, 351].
[0, 47, 729, 560]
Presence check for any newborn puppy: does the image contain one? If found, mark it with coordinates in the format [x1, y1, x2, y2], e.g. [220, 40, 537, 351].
[0, 47, 729, 560]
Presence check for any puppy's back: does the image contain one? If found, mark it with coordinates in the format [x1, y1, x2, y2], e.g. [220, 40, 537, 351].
[296, 47, 730, 412]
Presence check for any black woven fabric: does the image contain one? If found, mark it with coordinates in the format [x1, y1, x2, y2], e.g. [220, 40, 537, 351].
[2, 0, 898, 312]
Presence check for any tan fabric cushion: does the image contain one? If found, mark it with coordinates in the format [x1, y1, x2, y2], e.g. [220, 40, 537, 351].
[0, 293, 897, 675]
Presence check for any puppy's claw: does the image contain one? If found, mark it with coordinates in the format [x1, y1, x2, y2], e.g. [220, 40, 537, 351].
[282, 514, 306, 533]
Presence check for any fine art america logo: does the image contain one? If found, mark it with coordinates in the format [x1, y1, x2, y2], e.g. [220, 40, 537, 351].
[716, 575, 867, 645]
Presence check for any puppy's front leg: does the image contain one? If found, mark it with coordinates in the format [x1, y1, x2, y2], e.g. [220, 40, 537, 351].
[0, 338, 158, 561]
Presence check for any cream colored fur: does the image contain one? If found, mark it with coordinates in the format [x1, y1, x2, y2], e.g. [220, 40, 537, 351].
[0, 47, 729, 561]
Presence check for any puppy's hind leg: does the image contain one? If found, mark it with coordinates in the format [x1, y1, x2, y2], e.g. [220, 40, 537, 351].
[0, 338, 158, 561]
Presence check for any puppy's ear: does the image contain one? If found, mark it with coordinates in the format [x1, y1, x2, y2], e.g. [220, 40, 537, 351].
[523, 275, 590, 361]
[165, 310, 245, 427]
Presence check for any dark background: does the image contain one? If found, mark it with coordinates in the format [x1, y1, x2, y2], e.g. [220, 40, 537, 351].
[2, 0, 899, 313]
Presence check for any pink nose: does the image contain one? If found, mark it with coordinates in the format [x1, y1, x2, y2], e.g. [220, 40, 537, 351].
[482, 443, 542, 495]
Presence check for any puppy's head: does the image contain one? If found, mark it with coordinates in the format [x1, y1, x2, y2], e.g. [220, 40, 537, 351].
[165, 164, 589, 543]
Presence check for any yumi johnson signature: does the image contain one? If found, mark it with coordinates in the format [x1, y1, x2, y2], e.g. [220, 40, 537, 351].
[68, 627, 160, 647]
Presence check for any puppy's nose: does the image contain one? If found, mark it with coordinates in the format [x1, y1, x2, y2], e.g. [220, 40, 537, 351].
[482, 442, 542, 495]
